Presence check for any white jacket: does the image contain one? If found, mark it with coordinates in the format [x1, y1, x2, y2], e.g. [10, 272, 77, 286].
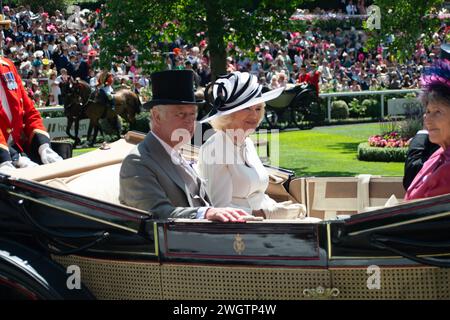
[198, 131, 276, 213]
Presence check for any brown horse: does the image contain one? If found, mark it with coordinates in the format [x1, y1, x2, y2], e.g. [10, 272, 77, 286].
[62, 79, 141, 146]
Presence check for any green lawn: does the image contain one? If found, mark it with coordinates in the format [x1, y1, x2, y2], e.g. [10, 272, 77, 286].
[73, 148, 97, 157]
[261, 123, 405, 177]
[72, 123, 405, 177]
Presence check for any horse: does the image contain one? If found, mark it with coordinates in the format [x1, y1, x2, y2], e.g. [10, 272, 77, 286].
[62, 79, 142, 147]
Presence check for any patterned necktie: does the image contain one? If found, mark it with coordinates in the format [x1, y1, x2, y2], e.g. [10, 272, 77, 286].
[176, 153, 209, 207]
[179, 154, 198, 180]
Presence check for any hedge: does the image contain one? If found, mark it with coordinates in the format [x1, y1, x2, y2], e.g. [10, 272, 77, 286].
[362, 99, 381, 119]
[128, 111, 150, 134]
[357, 142, 407, 162]
[331, 100, 349, 119]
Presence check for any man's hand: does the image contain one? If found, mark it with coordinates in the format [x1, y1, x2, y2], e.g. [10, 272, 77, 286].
[205, 207, 251, 223]
[38, 143, 63, 164]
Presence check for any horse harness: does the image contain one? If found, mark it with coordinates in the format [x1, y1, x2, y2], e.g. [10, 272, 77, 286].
[65, 84, 97, 114]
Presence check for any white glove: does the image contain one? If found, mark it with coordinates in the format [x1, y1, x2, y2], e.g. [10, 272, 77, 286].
[13, 155, 39, 168]
[38, 143, 63, 164]
[263, 200, 307, 220]
[0, 161, 17, 174]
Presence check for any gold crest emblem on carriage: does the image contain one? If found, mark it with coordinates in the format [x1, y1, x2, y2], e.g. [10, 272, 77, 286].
[233, 234, 245, 255]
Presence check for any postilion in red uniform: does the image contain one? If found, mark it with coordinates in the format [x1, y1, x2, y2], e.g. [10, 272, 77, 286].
[0, 57, 50, 163]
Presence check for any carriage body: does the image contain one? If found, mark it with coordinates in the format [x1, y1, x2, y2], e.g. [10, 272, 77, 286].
[264, 83, 321, 129]
[1, 132, 449, 300]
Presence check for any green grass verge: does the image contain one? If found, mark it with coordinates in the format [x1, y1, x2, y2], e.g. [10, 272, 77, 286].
[265, 123, 404, 177]
[73, 148, 97, 157]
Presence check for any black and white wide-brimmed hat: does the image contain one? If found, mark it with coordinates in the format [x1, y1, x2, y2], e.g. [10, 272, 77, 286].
[200, 71, 283, 123]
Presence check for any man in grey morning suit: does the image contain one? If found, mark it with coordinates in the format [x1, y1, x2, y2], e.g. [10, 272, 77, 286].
[119, 70, 251, 222]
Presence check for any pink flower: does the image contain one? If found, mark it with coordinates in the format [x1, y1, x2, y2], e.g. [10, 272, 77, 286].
[368, 133, 409, 149]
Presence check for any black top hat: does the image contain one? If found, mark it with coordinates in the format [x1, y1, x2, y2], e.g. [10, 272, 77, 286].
[440, 43, 450, 60]
[143, 70, 202, 109]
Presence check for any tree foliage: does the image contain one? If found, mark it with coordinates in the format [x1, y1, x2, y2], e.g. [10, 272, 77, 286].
[97, 0, 309, 77]
[97, 0, 446, 76]
[367, 0, 445, 62]
[12, 0, 75, 14]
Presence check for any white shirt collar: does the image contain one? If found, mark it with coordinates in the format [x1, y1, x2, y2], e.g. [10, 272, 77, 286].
[151, 131, 183, 165]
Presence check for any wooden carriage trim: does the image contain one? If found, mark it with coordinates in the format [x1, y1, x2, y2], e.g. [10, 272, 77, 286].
[345, 197, 450, 226]
[8, 178, 145, 222]
[162, 223, 322, 261]
[329, 253, 450, 260]
[8, 191, 138, 234]
[347, 211, 450, 236]
[153, 222, 159, 257]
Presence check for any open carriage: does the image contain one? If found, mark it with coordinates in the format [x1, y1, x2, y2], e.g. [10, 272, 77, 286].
[0, 131, 449, 300]
[264, 83, 321, 129]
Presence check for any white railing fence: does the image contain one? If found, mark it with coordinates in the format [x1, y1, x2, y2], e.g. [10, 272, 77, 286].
[319, 89, 421, 120]
[37, 89, 422, 138]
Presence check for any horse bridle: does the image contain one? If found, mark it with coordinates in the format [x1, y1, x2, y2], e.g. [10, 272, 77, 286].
[66, 82, 97, 110]
[79, 86, 97, 109]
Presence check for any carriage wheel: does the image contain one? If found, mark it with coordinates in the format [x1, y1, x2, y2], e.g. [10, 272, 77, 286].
[264, 108, 279, 129]
[289, 95, 308, 129]
[290, 90, 319, 129]
[289, 107, 305, 129]
[305, 100, 321, 128]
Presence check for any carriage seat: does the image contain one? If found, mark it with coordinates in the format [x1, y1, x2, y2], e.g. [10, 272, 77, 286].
[44, 163, 123, 205]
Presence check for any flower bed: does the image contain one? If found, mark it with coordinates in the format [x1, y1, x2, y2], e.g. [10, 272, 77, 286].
[358, 131, 410, 162]
[368, 132, 410, 148]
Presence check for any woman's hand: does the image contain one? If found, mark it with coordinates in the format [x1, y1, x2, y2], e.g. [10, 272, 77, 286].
[263, 201, 307, 219]
[252, 209, 266, 218]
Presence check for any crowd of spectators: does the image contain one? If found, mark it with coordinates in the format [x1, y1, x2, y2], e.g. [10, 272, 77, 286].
[240, 24, 448, 94]
[0, 1, 448, 108]
[161, 1, 448, 95]
[0, 4, 149, 107]
[165, 33, 447, 94]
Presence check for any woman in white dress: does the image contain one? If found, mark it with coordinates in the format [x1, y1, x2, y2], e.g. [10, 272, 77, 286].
[198, 71, 310, 220]
[48, 71, 60, 106]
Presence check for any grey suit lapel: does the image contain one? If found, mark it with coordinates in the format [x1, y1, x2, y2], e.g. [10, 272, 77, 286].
[197, 177, 211, 205]
[143, 133, 194, 206]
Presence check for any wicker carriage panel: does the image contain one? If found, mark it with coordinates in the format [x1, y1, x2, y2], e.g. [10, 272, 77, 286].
[161, 264, 331, 300]
[437, 268, 450, 299]
[330, 267, 450, 300]
[52, 255, 162, 300]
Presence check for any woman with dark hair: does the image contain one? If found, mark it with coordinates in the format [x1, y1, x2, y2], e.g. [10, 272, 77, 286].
[97, 70, 115, 111]
[404, 57, 450, 200]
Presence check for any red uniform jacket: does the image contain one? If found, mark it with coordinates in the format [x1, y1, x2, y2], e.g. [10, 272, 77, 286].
[308, 70, 320, 95]
[0, 57, 50, 163]
[297, 71, 320, 96]
[297, 72, 310, 84]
